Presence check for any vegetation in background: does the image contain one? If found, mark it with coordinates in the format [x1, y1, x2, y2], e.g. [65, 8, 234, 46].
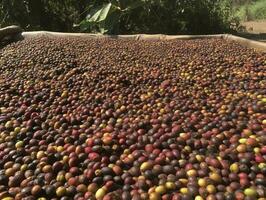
[79, 0, 233, 34]
[233, 0, 266, 21]
[0, 0, 235, 34]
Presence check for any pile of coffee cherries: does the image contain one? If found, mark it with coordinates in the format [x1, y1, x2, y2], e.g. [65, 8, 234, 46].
[0, 37, 265, 200]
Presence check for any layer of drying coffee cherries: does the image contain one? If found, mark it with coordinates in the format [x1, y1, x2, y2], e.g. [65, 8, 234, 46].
[0, 37, 265, 200]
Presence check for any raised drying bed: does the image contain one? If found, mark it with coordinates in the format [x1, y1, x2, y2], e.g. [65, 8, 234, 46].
[0, 27, 265, 199]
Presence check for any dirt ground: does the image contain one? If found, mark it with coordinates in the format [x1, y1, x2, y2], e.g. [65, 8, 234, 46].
[239, 20, 266, 42]
[242, 20, 266, 33]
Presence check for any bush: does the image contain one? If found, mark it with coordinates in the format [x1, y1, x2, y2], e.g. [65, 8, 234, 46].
[234, 0, 266, 21]
[0, 0, 234, 34]
[79, 0, 234, 34]
[250, 0, 266, 20]
[0, 0, 81, 31]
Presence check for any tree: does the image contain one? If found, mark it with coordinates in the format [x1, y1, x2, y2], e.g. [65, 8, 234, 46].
[0, 0, 233, 34]
[78, 0, 233, 34]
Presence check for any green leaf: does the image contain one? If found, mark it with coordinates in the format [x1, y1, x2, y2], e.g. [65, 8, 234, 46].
[98, 3, 112, 22]
[86, 3, 112, 23]
[88, 8, 102, 22]
[79, 3, 121, 33]
[79, 20, 93, 31]
[99, 26, 108, 34]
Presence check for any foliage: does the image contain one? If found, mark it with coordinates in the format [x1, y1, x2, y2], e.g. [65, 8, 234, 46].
[0, 0, 30, 28]
[0, 0, 235, 34]
[79, 0, 234, 34]
[234, 0, 266, 21]
[0, 0, 81, 31]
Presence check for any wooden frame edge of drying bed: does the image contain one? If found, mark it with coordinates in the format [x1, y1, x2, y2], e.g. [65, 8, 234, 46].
[21, 31, 266, 52]
[0, 25, 22, 39]
[0, 25, 265, 52]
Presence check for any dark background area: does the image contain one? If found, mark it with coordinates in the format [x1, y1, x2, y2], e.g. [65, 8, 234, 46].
[0, 0, 263, 34]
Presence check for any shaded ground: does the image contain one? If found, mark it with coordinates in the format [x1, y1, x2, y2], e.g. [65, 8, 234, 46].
[238, 20, 266, 42]
[242, 20, 266, 33]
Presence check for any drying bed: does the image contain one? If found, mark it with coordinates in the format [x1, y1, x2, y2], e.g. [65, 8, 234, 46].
[0, 37, 265, 200]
